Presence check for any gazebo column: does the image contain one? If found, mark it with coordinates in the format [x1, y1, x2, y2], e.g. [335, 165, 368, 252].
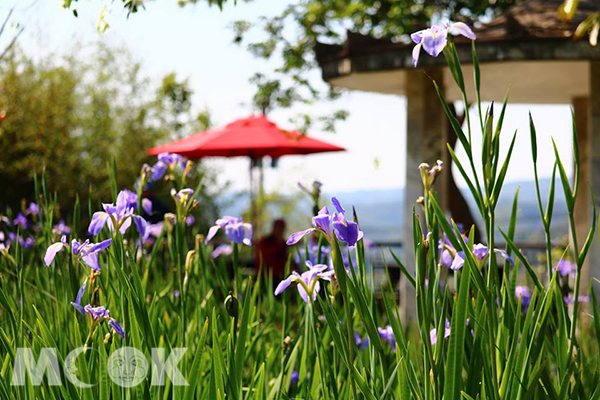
[402, 68, 448, 320]
[574, 61, 600, 291]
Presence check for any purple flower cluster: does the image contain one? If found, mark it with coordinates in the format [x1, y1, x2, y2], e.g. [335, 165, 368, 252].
[44, 236, 112, 271]
[378, 325, 396, 352]
[554, 260, 576, 277]
[205, 216, 253, 246]
[274, 261, 335, 303]
[148, 152, 188, 182]
[0, 202, 42, 251]
[430, 320, 451, 345]
[411, 22, 476, 67]
[439, 236, 513, 271]
[287, 197, 363, 248]
[70, 280, 125, 339]
[88, 190, 148, 238]
[515, 286, 533, 312]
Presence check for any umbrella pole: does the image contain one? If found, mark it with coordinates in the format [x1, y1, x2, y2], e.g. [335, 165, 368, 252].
[258, 158, 264, 236]
[249, 159, 256, 239]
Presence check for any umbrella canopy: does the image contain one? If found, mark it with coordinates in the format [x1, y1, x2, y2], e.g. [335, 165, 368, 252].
[147, 114, 345, 159]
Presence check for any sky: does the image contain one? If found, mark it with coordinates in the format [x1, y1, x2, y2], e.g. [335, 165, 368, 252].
[5, 0, 574, 195]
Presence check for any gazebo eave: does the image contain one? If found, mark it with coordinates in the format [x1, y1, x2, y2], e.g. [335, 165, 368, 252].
[319, 39, 600, 104]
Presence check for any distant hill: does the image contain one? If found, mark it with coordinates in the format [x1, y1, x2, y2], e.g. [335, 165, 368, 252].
[221, 178, 569, 246]
[326, 178, 568, 244]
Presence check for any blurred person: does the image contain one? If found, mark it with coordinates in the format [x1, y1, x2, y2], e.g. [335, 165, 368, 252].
[256, 219, 288, 282]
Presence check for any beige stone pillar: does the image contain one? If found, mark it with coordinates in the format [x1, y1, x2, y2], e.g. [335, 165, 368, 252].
[402, 68, 448, 321]
[572, 61, 600, 293]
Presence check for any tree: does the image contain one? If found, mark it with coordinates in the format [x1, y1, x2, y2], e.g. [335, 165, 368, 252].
[0, 42, 221, 229]
[229, 0, 519, 132]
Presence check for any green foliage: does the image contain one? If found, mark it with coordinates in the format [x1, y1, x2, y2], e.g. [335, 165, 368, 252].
[0, 43, 219, 228]
[3, 18, 600, 400]
[229, 0, 517, 131]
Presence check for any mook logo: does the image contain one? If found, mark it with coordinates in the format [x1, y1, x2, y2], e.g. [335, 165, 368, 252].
[11, 347, 188, 388]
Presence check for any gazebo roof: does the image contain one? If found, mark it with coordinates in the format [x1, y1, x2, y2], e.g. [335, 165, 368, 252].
[315, 0, 600, 103]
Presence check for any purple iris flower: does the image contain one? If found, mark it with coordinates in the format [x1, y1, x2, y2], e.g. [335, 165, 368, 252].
[84, 305, 110, 320]
[378, 325, 396, 352]
[287, 197, 363, 248]
[21, 237, 35, 249]
[354, 332, 369, 350]
[291, 371, 299, 384]
[70, 285, 125, 339]
[44, 235, 69, 266]
[108, 318, 126, 339]
[211, 244, 233, 258]
[150, 152, 185, 181]
[411, 22, 476, 67]
[73, 238, 113, 271]
[515, 286, 532, 311]
[142, 198, 152, 215]
[121, 189, 138, 210]
[52, 220, 72, 236]
[205, 216, 252, 246]
[564, 295, 591, 304]
[225, 221, 253, 246]
[554, 260, 576, 277]
[186, 215, 195, 226]
[88, 190, 148, 237]
[70, 280, 87, 315]
[447, 243, 513, 271]
[151, 162, 167, 181]
[13, 213, 28, 230]
[27, 202, 39, 217]
[430, 320, 451, 345]
[44, 236, 112, 271]
[274, 261, 334, 303]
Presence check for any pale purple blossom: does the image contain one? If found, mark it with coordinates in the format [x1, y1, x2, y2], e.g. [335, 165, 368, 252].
[564, 295, 591, 304]
[287, 197, 363, 248]
[52, 220, 71, 236]
[142, 198, 153, 215]
[26, 202, 39, 217]
[430, 320, 451, 345]
[205, 216, 252, 246]
[44, 236, 112, 271]
[274, 261, 334, 303]
[378, 325, 396, 352]
[70, 280, 87, 315]
[515, 286, 532, 311]
[211, 244, 233, 258]
[554, 260, 576, 277]
[13, 213, 28, 230]
[186, 215, 195, 226]
[70, 283, 125, 339]
[411, 22, 476, 67]
[108, 319, 125, 339]
[84, 305, 110, 320]
[447, 243, 513, 271]
[88, 190, 148, 237]
[150, 152, 186, 181]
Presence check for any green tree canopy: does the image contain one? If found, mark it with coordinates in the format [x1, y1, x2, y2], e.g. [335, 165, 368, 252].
[0, 42, 220, 228]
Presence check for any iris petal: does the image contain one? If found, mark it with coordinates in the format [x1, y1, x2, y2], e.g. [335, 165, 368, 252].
[286, 228, 315, 245]
[44, 242, 67, 267]
[450, 22, 476, 40]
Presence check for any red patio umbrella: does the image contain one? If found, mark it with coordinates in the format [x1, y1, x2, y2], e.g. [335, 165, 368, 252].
[147, 114, 345, 234]
[147, 114, 345, 159]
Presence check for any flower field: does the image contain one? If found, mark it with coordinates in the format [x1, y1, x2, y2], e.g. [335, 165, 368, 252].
[1, 23, 600, 400]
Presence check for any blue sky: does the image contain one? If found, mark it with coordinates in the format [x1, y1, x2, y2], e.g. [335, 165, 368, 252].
[6, 0, 574, 194]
